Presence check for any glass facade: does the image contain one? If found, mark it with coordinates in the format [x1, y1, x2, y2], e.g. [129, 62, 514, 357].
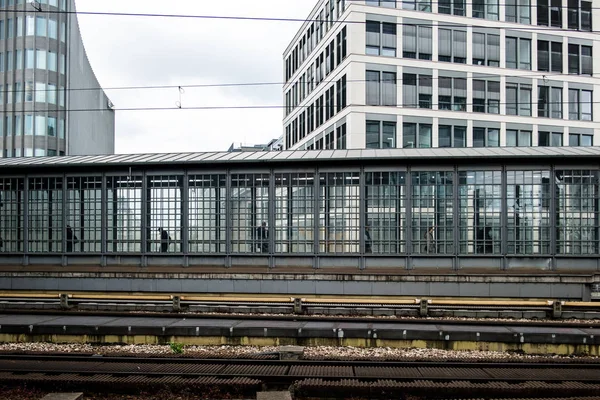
[1, 162, 598, 262]
[0, 0, 111, 158]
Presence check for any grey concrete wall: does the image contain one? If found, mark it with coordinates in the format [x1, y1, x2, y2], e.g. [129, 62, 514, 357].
[66, 0, 115, 156]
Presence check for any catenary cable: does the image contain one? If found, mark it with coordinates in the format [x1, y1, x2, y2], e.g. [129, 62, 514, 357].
[0, 101, 596, 114]
[1, 6, 599, 34]
[0, 69, 594, 96]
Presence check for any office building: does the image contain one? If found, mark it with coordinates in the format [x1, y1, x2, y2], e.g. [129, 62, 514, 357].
[283, 0, 598, 150]
[0, 0, 115, 157]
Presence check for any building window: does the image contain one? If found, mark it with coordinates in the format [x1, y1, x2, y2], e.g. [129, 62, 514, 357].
[325, 130, 335, 150]
[439, 125, 466, 148]
[35, 82, 46, 103]
[568, 0, 592, 31]
[473, 79, 500, 114]
[336, 123, 347, 149]
[14, 82, 21, 103]
[438, 76, 467, 112]
[539, 131, 563, 146]
[439, 28, 466, 63]
[506, 82, 532, 116]
[506, 129, 532, 147]
[538, 0, 562, 27]
[24, 114, 33, 136]
[569, 89, 593, 121]
[506, 37, 531, 70]
[569, 133, 593, 147]
[48, 19, 57, 40]
[402, 25, 432, 60]
[472, 0, 499, 20]
[15, 50, 22, 70]
[402, 73, 432, 109]
[335, 75, 347, 112]
[36, 16, 46, 37]
[336, 27, 347, 66]
[568, 44, 592, 75]
[25, 81, 33, 102]
[47, 51, 57, 72]
[402, 0, 431, 12]
[473, 127, 500, 147]
[505, 0, 531, 23]
[439, 0, 465, 16]
[47, 117, 57, 137]
[538, 41, 563, 72]
[403, 123, 431, 148]
[366, 70, 396, 106]
[26, 16, 34, 36]
[36, 49, 46, 70]
[25, 49, 34, 69]
[325, 86, 335, 121]
[366, 121, 396, 149]
[6, 18, 13, 39]
[5, 84, 11, 104]
[537, 86, 562, 118]
[35, 115, 46, 136]
[366, 21, 396, 57]
[366, 0, 396, 6]
[472, 32, 500, 67]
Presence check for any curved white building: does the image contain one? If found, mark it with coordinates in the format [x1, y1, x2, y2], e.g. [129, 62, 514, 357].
[283, 0, 598, 150]
[0, 0, 114, 157]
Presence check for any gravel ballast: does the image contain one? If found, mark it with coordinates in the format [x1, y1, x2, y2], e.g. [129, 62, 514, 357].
[0, 343, 597, 361]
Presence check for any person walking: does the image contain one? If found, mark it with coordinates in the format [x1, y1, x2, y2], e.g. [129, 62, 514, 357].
[66, 225, 79, 252]
[365, 224, 372, 253]
[158, 228, 171, 253]
[256, 222, 269, 253]
[424, 226, 435, 254]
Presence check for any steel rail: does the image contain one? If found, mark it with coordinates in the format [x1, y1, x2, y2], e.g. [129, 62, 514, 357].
[0, 355, 599, 380]
[0, 309, 598, 329]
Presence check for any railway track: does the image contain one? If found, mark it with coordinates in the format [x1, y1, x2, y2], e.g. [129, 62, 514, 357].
[1, 291, 599, 320]
[0, 355, 599, 398]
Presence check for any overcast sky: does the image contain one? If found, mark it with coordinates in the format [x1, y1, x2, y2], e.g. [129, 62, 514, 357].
[75, 0, 315, 154]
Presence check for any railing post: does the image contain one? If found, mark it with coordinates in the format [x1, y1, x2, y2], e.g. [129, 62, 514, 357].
[23, 175, 29, 266]
[225, 169, 232, 268]
[501, 165, 508, 270]
[181, 172, 189, 265]
[405, 167, 412, 270]
[268, 169, 275, 269]
[101, 173, 107, 266]
[313, 168, 320, 269]
[359, 167, 366, 270]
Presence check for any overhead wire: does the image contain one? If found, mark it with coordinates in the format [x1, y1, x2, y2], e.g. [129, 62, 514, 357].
[0, 2, 592, 112]
[0, 4, 599, 34]
[1, 69, 595, 96]
[0, 101, 596, 114]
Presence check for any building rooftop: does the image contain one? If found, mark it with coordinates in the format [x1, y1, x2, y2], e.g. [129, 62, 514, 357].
[0, 147, 599, 168]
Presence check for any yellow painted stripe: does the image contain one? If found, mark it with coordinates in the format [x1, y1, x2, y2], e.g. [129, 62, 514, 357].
[70, 294, 171, 301]
[564, 301, 600, 308]
[181, 296, 293, 303]
[0, 293, 60, 299]
[302, 298, 417, 305]
[430, 299, 551, 307]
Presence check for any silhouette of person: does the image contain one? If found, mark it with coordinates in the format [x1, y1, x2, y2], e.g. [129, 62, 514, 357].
[66, 225, 78, 252]
[365, 224, 372, 253]
[256, 222, 269, 253]
[158, 228, 171, 253]
[0, 192, 3, 249]
[424, 226, 435, 253]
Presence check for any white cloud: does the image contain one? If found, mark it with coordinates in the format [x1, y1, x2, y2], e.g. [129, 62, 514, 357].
[75, 0, 315, 153]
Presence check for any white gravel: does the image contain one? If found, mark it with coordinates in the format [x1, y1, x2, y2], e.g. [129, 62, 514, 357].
[0, 342, 597, 360]
[190, 312, 600, 325]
